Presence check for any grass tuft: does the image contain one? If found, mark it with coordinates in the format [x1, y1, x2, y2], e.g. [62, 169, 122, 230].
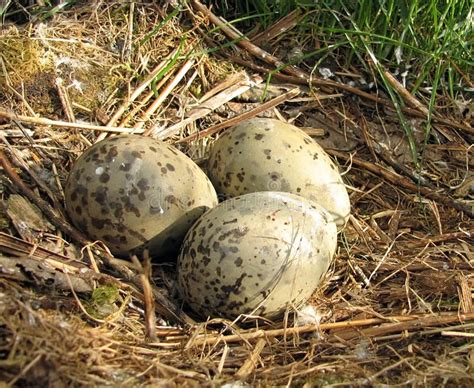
[213, 0, 473, 165]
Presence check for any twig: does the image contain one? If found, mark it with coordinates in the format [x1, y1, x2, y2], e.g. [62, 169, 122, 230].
[357, 113, 378, 162]
[8, 354, 43, 386]
[286, 94, 345, 116]
[375, 65, 460, 142]
[1, 135, 67, 218]
[118, 69, 176, 128]
[457, 274, 473, 314]
[154, 362, 207, 380]
[397, 230, 473, 250]
[0, 108, 143, 133]
[449, 60, 474, 88]
[0, 231, 86, 268]
[117, 90, 155, 127]
[0, 235, 192, 332]
[122, 1, 134, 62]
[375, 143, 434, 188]
[0, 56, 36, 116]
[441, 331, 474, 338]
[95, 56, 175, 143]
[0, 254, 92, 292]
[365, 258, 473, 274]
[0, 150, 89, 245]
[0, 233, 138, 295]
[367, 322, 474, 342]
[0, 127, 34, 137]
[8, 120, 42, 160]
[176, 87, 300, 143]
[217, 344, 229, 375]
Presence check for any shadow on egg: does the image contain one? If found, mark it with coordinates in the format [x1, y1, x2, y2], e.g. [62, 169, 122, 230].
[129, 205, 211, 260]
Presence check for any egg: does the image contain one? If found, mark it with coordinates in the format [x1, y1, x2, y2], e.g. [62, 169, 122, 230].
[65, 135, 218, 258]
[177, 191, 337, 320]
[207, 118, 350, 228]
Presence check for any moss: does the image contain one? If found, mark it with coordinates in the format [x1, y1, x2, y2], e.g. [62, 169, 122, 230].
[0, 36, 45, 84]
[84, 285, 120, 319]
[0, 27, 127, 115]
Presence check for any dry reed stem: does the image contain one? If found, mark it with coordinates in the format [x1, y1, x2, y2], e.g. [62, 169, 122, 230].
[226, 55, 474, 134]
[327, 149, 474, 217]
[234, 338, 267, 380]
[0, 109, 143, 133]
[186, 313, 456, 348]
[55, 78, 75, 122]
[251, 9, 302, 45]
[0, 232, 85, 271]
[380, 67, 429, 116]
[132, 253, 157, 341]
[191, 0, 308, 79]
[138, 59, 195, 133]
[155, 73, 263, 139]
[331, 312, 474, 341]
[102, 52, 176, 130]
[198, 70, 248, 103]
[176, 88, 300, 143]
[441, 331, 474, 338]
[118, 69, 177, 129]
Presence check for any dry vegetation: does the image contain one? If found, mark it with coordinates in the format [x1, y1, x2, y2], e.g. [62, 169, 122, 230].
[0, 1, 473, 386]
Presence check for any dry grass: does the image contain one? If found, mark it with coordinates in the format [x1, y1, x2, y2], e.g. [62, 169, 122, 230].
[0, 1, 473, 386]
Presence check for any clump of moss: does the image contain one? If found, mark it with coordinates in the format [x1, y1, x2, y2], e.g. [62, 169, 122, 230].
[0, 34, 46, 87]
[0, 23, 128, 116]
[84, 285, 121, 319]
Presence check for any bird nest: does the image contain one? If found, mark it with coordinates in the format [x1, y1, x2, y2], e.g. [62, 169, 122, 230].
[0, 2, 473, 386]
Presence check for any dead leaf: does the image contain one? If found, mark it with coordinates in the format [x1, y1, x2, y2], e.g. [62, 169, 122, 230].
[0, 254, 92, 292]
[6, 194, 54, 242]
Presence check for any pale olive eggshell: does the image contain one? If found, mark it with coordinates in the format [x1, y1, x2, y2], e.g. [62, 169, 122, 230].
[177, 191, 337, 320]
[65, 135, 218, 258]
[207, 118, 350, 228]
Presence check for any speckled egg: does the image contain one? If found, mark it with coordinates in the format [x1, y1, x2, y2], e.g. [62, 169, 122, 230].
[65, 135, 218, 258]
[207, 118, 350, 228]
[177, 191, 337, 320]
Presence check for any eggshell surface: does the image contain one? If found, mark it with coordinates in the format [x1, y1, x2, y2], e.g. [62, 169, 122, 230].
[207, 118, 351, 228]
[177, 191, 337, 320]
[65, 135, 218, 257]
